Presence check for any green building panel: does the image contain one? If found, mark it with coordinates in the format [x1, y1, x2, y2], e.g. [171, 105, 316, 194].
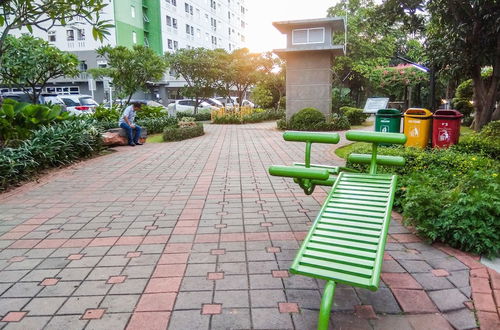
[143, 0, 163, 54]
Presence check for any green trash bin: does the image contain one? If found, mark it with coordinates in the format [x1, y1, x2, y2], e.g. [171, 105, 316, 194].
[375, 109, 402, 133]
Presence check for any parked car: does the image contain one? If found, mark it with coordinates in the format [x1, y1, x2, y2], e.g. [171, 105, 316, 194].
[59, 95, 98, 116]
[215, 96, 255, 108]
[202, 98, 224, 108]
[167, 99, 218, 113]
[1, 92, 68, 111]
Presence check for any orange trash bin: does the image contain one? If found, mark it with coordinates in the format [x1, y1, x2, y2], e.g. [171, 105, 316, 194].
[403, 108, 433, 148]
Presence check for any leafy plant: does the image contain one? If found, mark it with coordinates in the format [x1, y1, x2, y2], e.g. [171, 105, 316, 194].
[339, 106, 369, 125]
[163, 123, 204, 141]
[91, 105, 121, 122]
[136, 117, 178, 134]
[135, 106, 166, 120]
[176, 111, 211, 121]
[289, 108, 326, 130]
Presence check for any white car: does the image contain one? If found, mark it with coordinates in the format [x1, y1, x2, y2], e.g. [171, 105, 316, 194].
[215, 97, 255, 108]
[167, 99, 218, 113]
[59, 95, 98, 115]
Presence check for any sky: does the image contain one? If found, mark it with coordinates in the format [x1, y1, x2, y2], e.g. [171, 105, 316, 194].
[245, 0, 340, 53]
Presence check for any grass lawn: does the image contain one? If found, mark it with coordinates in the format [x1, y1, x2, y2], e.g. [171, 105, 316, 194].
[146, 133, 163, 143]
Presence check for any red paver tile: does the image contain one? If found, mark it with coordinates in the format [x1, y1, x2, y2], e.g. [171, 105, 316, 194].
[391, 233, 422, 243]
[220, 233, 245, 242]
[176, 220, 199, 227]
[8, 256, 25, 263]
[464, 301, 474, 310]
[431, 269, 450, 277]
[272, 270, 289, 278]
[202, 304, 222, 315]
[214, 224, 226, 229]
[355, 305, 378, 320]
[1, 311, 27, 322]
[381, 273, 422, 289]
[383, 252, 393, 261]
[195, 234, 219, 243]
[257, 210, 269, 215]
[24, 218, 48, 225]
[278, 302, 300, 313]
[392, 289, 438, 313]
[179, 208, 202, 220]
[207, 272, 224, 280]
[493, 290, 500, 306]
[294, 231, 308, 240]
[407, 314, 453, 330]
[135, 293, 176, 312]
[144, 225, 158, 230]
[260, 222, 273, 227]
[153, 264, 186, 278]
[471, 277, 492, 293]
[158, 253, 189, 265]
[89, 237, 119, 247]
[471, 268, 489, 278]
[81, 308, 106, 320]
[12, 224, 39, 232]
[145, 277, 182, 293]
[116, 236, 144, 246]
[476, 311, 500, 329]
[210, 249, 226, 255]
[488, 268, 500, 290]
[164, 243, 192, 253]
[245, 232, 270, 241]
[107, 276, 127, 284]
[40, 278, 59, 286]
[455, 255, 485, 269]
[391, 211, 403, 221]
[269, 232, 295, 240]
[1, 232, 26, 240]
[186, 200, 205, 208]
[62, 238, 92, 248]
[48, 229, 61, 234]
[35, 239, 67, 249]
[125, 251, 141, 258]
[472, 292, 496, 312]
[172, 227, 197, 235]
[267, 247, 281, 253]
[67, 254, 84, 260]
[9, 239, 41, 249]
[96, 227, 110, 232]
[143, 235, 170, 245]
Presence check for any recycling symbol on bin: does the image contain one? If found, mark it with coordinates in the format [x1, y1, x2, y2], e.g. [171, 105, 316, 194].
[438, 128, 450, 142]
[409, 127, 419, 137]
[381, 125, 389, 132]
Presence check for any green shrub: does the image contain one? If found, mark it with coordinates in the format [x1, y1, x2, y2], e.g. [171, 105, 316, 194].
[0, 99, 70, 143]
[452, 79, 474, 118]
[453, 120, 500, 160]
[339, 106, 369, 125]
[136, 105, 167, 120]
[0, 120, 103, 191]
[136, 116, 178, 134]
[329, 113, 351, 130]
[176, 111, 211, 121]
[91, 105, 121, 122]
[212, 108, 283, 125]
[163, 123, 204, 141]
[289, 108, 325, 130]
[277, 118, 287, 130]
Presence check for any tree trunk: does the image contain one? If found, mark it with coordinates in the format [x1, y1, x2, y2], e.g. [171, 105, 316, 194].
[194, 96, 199, 115]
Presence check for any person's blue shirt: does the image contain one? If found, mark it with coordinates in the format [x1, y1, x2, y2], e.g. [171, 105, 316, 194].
[119, 105, 136, 125]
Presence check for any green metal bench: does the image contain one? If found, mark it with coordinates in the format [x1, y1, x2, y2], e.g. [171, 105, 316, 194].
[269, 130, 407, 329]
[268, 131, 355, 195]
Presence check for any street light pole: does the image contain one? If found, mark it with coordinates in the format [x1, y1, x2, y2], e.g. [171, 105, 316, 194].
[396, 55, 435, 111]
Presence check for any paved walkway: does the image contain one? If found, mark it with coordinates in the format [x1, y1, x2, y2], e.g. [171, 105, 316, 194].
[0, 122, 498, 329]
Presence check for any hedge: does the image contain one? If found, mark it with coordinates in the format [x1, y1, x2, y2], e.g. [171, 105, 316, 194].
[163, 123, 204, 141]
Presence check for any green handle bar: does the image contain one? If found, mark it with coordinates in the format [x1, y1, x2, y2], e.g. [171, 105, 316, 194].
[346, 130, 407, 145]
[284, 131, 340, 144]
[269, 165, 330, 180]
[348, 154, 406, 167]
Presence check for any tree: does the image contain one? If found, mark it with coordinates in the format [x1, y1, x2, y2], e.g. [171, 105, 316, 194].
[166, 48, 219, 113]
[426, 0, 500, 130]
[0, 0, 113, 57]
[253, 52, 285, 110]
[0, 35, 79, 103]
[90, 45, 167, 106]
[229, 48, 266, 106]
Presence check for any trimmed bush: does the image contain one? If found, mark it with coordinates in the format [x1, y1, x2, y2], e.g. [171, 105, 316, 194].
[176, 111, 211, 121]
[289, 108, 326, 130]
[0, 120, 103, 191]
[163, 123, 204, 141]
[339, 106, 369, 125]
[91, 105, 121, 122]
[452, 120, 500, 160]
[212, 108, 283, 125]
[329, 113, 351, 130]
[137, 116, 178, 134]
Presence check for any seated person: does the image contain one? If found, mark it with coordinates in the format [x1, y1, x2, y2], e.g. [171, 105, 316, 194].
[119, 102, 143, 146]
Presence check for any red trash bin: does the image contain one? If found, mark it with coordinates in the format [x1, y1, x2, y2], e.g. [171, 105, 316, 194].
[432, 109, 463, 148]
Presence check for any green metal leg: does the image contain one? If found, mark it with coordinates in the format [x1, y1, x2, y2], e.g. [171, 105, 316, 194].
[318, 280, 336, 330]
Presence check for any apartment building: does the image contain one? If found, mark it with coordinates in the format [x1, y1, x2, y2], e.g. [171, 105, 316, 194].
[3, 0, 247, 103]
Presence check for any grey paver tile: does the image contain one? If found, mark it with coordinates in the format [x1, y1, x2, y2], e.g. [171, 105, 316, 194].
[214, 290, 249, 308]
[444, 308, 477, 330]
[44, 315, 88, 330]
[429, 289, 469, 312]
[174, 291, 212, 310]
[23, 297, 66, 315]
[85, 312, 130, 330]
[249, 274, 283, 290]
[108, 278, 148, 295]
[211, 308, 251, 329]
[2, 282, 42, 298]
[251, 307, 294, 329]
[216, 275, 249, 290]
[427, 258, 468, 272]
[356, 287, 401, 314]
[100, 294, 140, 313]
[0, 297, 31, 315]
[412, 273, 455, 290]
[3, 316, 51, 330]
[73, 280, 110, 296]
[57, 268, 92, 281]
[38, 281, 80, 297]
[169, 310, 210, 329]
[57, 296, 104, 314]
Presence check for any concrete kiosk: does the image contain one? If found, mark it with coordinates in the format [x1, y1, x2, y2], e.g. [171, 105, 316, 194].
[273, 18, 346, 119]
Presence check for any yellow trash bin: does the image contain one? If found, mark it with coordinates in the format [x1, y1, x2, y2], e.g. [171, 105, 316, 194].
[403, 108, 433, 148]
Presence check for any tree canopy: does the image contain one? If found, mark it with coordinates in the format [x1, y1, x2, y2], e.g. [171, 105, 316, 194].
[0, 34, 79, 103]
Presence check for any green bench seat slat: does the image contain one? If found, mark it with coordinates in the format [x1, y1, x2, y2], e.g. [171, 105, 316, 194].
[299, 256, 373, 277]
[310, 235, 378, 252]
[331, 193, 389, 203]
[327, 203, 386, 213]
[303, 250, 375, 269]
[334, 189, 389, 198]
[316, 223, 381, 238]
[337, 184, 390, 192]
[292, 264, 373, 289]
[306, 242, 377, 259]
[321, 212, 384, 224]
[324, 207, 385, 218]
[340, 181, 391, 188]
[319, 218, 382, 231]
[329, 198, 387, 208]
[314, 229, 380, 244]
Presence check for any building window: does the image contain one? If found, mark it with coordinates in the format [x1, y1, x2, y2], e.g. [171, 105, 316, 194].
[190, 26, 194, 35]
[166, 15, 172, 26]
[66, 29, 74, 41]
[210, 0, 216, 9]
[77, 29, 85, 41]
[48, 31, 56, 42]
[241, 6, 245, 14]
[97, 60, 108, 68]
[173, 18, 177, 28]
[168, 39, 173, 49]
[166, 0, 177, 5]
[174, 40, 178, 50]
[185, 24, 190, 34]
[241, 21, 245, 29]
[131, 5, 136, 18]
[292, 28, 325, 45]
[185, 2, 193, 14]
[132, 31, 137, 44]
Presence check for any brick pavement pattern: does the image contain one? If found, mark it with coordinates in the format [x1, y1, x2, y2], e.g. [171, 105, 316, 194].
[0, 122, 498, 329]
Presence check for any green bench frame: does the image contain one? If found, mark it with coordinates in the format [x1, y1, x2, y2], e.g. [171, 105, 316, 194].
[269, 130, 407, 329]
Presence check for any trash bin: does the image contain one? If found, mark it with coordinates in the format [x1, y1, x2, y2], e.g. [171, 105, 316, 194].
[403, 108, 433, 148]
[432, 109, 463, 148]
[375, 109, 402, 133]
